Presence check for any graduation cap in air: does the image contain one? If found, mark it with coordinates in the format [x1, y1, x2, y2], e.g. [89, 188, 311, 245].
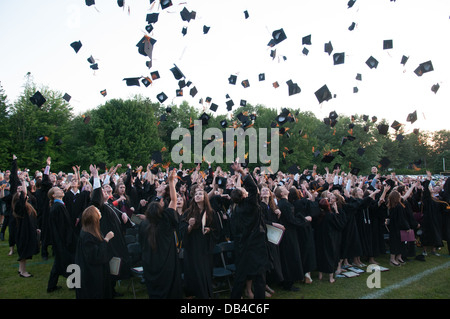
[228, 74, 237, 85]
[146, 24, 154, 33]
[366, 56, 379, 69]
[414, 61, 433, 76]
[362, 114, 369, 121]
[259, 73, 265, 81]
[170, 64, 185, 80]
[189, 87, 198, 97]
[100, 90, 107, 97]
[141, 77, 152, 87]
[400, 55, 409, 65]
[180, 7, 195, 22]
[357, 147, 365, 156]
[286, 80, 301, 96]
[268, 28, 287, 47]
[379, 157, 391, 169]
[199, 112, 211, 125]
[70, 41, 82, 53]
[348, 22, 356, 31]
[226, 100, 234, 110]
[156, 92, 168, 103]
[117, 0, 124, 7]
[315, 85, 332, 103]
[136, 36, 156, 58]
[353, 87, 359, 93]
[431, 83, 440, 94]
[151, 151, 163, 164]
[350, 167, 360, 175]
[391, 120, 401, 131]
[377, 124, 389, 135]
[383, 39, 393, 50]
[160, 0, 172, 9]
[333, 52, 345, 65]
[302, 47, 309, 56]
[302, 34, 312, 45]
[406, 111, 417, 124]
[30, 91, 46, 107]
[85, 0, 95, 6]
[220, 119, 228, 128]
[321, 153, 335, 163]
[329, 111, 338, 120]
[150, 71, 160, 80]
[347, 0, 356, 8]
[90, 63, 99, 70]
[372, 116, 378, 123]
[62, 93, 71, 102]
[356, 73, 362, 81]
[240, 99, 247, 107]
[203, 25, 210, 34]
[176, 89, 183, 97]
[210, 103, 218, 112]
[123, 77, 141, 86]
[324, 41, 333, 55]
[146, 13, 159, 24]
[36, 135, 48, 143]
[241, 79, 250, 88]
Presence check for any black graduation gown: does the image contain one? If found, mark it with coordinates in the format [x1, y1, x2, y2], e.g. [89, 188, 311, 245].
[64, 190, 80, 234]
[139, 208, 183, 299]
[229, 174, 269, 288]
[293, 198, 318, 274]
[260, 201, 283, 284]
[35, 172, 53, 252]
[277, 198, 305, 283]
[402, 199, 419, 257]
[14, 193, 39, 261]
[340, 197, 363, 260]
[420, 180, 444, 248]
[313, 209, 346, 273]
[179, 209, 220, 299]
[387, 203, 411, 255]
[90, 187, 131, 280]
[48, 201, 77, 276]
[352, 197, 375, 258]
[75, 230, 112, 299]
[369, 196, 388, 257]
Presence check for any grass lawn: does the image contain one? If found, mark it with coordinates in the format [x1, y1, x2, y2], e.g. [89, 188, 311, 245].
[1, 228, 449, 300]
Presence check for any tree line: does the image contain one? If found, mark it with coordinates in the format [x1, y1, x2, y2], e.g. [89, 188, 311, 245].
[0, 79, 449, 176]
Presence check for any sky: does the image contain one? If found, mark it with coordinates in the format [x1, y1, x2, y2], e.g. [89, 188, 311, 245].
[1, 0, 449, 133]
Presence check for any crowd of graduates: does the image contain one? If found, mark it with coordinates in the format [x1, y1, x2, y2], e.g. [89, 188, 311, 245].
[0, 154, 449, 299]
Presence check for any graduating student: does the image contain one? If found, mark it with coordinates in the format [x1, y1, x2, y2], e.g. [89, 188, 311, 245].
[12, 161, 40, 278]
[139, 169, 183, 299]
[275, 185, 306, 291]
[180, 184, 220, 299]
[75, 205, 114, 299]
[89, 164, 131, 297]
[313, 198, 346, 283]
[47, 185, 78, 292]
[229, 161, 268, 299]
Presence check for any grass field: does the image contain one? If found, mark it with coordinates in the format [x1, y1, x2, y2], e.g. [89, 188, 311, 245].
[1, 228, 449, 300]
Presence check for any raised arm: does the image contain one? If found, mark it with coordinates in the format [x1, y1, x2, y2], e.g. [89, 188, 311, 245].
[167, 169, 178, 210]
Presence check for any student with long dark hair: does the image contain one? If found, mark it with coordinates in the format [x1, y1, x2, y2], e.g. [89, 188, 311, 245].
[138, 169, 183, 299]
[75, 205, 114, 299]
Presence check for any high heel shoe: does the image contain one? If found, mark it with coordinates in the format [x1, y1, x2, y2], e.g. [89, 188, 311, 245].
[390, 261, 401, 267]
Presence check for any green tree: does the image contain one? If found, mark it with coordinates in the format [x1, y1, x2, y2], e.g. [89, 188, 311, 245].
[0, 81, 13, 170]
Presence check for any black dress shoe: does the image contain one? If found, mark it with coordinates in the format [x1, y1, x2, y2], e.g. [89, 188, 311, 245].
[47, 286, 62, 293]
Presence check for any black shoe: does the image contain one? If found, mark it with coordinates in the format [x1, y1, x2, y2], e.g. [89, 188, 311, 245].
[19, 273, 33, 278]
[47, 286, 62, 293]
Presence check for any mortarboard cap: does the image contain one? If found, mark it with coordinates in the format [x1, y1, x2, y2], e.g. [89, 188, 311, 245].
[176, 89, 183, 97]
[363, 114, 369, 121]
[146, 13, 159, 24]
[189, 86, 198, 97]
[350, 167, 360, 175]
[142, 77, 152, 87]
[123, 77, 141, 86]
[240, 99, 247, 107]
[383, 39, 393, 50]
[414, 61, 433, 76]
[180, 7, 193, 22]
[244, 10, 249, 19]
[348, 22, 356, 31]
[160, 0, 172, 9]
[288, 165, 300, 175]
[62, 93, 71, 102]
[100, 89, 107, 97]
[259, 73, 265, 81]
[220, 120, 228, 128]
[228, 74, 237, 85]
[241, 79, 250, 88]
[286, 80, 301, 96]
[170, 64, 185, 80]
[209, 103, 218, 112]
[353, 87, 359, 93]
[372, 116, 378, 123]
[324, 41, 333, 55]
[199, 112, 210, 125]
[70, 41, 82, 53]
[391, 120, 401, 131]
[156, 92, 168, 103]
[347, 0, 356, 8]
[356, 73, 362, 81]
[333, 52, 345, 65]
[85, 0, 95, 6]
[357, 147, 365, 156]
[406, 111, 417, 124]
[431, 83, 440, 94]
[321, 153, 335, 163]
[151, 151, 163, 164]
[87, 55, 95, 64]
[203, 25, 210, 34]
[377, 124, 389, 135]
[302, 34, 312, 45]
[150, 71, 160, 80]
[269, 28, 287, 46]
[400, 55, 409, 65]
[30, 91, 46, 107]
[226, 100, 234, 110]
[379, 157, 391, 169]
[302, 47, 309, 56]
[329, 111, 338, 120]
[181, 27, 187, 36]
[333, 163, 342, 170]
[36, 135, 48, 143]
[90, 63, 99, 70]
[366, 56, 379, 69]
[315, 85, 332, 103]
